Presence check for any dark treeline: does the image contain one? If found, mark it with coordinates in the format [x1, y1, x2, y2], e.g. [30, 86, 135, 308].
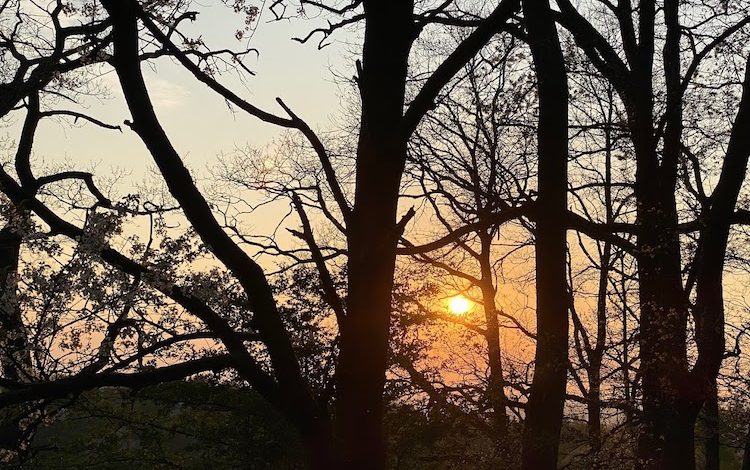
[1, 0, 750, 469]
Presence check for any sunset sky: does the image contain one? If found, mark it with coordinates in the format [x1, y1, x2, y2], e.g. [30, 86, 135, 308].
[14, 4, 347, 186]
[5, 1, 750, 467]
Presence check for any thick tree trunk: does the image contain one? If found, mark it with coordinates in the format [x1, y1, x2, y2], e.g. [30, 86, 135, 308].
[635, 52, 750, 470]
[520, 0, 569, 468]
[630, 45, 693, 469]
[634, 194, 694, 470]
[334, 2, 415, 468]
[302, 430, 337, 470]
[638, 401, 697, 469]
[337, 210, 401, 469]
[693, 56, 750, 470]
[701, 382, 720, 470]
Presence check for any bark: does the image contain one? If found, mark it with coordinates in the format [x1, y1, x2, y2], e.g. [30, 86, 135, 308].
[632, 0, 697, 465]
[520, 0, 569, 467]
[633, 139, 692, 470]
[0, 94, 37, 384]
[638, 403, 697, 469]
[335, 2, 415, 467]
[701, 382, 720, 470]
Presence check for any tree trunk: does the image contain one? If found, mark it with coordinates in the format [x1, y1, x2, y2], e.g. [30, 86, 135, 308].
[587, 357, 603, 468]
[634, 194, 694, 470]
[635, 49, 750, 470]
[701, 382, 720, 470]
[634, 0, 703, 465]
[334, 2, 415, 468]
[638, 402, 697, 470]
[692, 54, 750, 470]
[630, 47, 693, 470]
[302, 430, 337, 470]
[520, 0, 569, 467]
[0, 226, 31, 382]
[588, 108, 614, 468]
[479, 233, 510, 458]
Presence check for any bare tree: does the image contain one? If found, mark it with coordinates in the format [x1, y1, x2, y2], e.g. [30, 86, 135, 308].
[1, 0, 525, 467]
[402, 37, 536, 462]
[555, 0, 750, 466]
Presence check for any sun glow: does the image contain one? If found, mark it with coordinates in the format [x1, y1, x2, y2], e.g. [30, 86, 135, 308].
[447, 295, 472, 315]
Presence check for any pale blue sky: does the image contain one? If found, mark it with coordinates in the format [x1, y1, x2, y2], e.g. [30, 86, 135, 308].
[22, 3, 353, 187]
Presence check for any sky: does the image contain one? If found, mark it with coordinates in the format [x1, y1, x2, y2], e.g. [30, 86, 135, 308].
[21, 3, 352, 189]
[15, 0, 747, 323]
[10, 1, 750, 396]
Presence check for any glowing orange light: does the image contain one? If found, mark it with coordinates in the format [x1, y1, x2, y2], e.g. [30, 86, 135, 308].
[447, 295, 472, 315]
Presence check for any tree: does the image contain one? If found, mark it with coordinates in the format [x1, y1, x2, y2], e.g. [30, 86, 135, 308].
[555, 0, 750, 466]
[3, 1, 750, 468]
[1, 0, 524, 467]
[566, 64, 639, 467]
[519, 0, 569, 467]
[403, 35, 536, 461]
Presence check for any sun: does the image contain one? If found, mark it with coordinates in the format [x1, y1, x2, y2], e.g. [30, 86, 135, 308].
[447, 295, 472, 315]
